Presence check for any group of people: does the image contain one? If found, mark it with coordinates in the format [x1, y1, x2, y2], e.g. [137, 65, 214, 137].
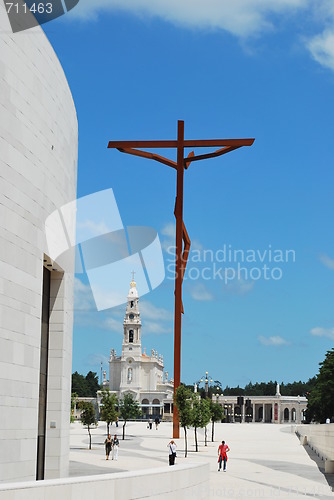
[166, 438, 230, 470]
[104, 434, 119, 461]
[147, 417, 160, 430]
[104, 430, 230, 470]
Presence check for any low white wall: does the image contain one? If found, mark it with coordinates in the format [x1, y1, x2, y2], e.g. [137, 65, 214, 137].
[0, 462, 210, 500]
[296, 423, 334, 461]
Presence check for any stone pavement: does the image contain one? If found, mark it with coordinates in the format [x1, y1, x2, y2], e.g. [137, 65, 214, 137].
[69, 421, 334, 499]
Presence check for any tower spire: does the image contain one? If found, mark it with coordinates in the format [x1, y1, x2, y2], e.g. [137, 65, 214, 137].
[122, 279, 141, 354]
[130, 271, 136, 290]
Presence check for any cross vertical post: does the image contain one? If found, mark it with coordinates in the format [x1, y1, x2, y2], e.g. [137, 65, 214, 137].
[173, 120, 185, 438]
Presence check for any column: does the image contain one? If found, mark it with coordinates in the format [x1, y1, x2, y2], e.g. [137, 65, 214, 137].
[252, 403, 255, 422]
[297, 406, 301, 424]
[241, 403, 245, 423]
[272, 403, 275, 423]
[232, 403, 235, 423]
[262, 404, 265, 423]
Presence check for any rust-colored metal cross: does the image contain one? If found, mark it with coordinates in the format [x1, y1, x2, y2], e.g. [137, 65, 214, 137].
[108, 120, 254, 438]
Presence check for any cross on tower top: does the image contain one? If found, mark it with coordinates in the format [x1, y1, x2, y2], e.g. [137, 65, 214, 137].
[131, 271, 136, 281]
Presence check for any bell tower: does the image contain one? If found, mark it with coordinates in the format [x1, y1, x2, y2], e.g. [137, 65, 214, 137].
[122, 276, 142, 357]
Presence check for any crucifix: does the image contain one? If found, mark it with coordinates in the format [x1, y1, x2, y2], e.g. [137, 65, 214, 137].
[108, 120, 254, 438]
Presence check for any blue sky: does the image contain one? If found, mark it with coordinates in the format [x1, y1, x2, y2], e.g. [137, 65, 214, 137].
[43, 0, 334, 388]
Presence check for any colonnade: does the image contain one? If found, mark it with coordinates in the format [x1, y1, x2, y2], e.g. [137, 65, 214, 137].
[217, 397, 307, 424]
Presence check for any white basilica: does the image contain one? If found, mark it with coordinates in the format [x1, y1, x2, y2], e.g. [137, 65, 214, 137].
[104, 279, 174, 419]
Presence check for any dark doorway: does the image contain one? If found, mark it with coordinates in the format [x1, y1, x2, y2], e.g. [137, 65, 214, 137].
[258, 406, 263, 422]
[36, 267, 51, 480]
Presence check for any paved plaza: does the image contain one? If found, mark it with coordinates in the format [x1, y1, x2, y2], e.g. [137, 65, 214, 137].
[69, 421, 334, 499]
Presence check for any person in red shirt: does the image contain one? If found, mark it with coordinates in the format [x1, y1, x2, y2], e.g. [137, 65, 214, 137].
[217, 440, 230, 471]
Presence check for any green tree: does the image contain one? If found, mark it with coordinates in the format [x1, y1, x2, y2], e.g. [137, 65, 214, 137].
[281, 378, 316, 396]
[210, 401, 224, 442]
[70, 392, 78, 423]
[72, 371, 89, 396]
[79, 401, 98, 450]
[85, 371, 100, 397]
[119, 394, 141, 440]
[191, 394, 211, 452]
[307, 349, 334, 423]
[222, 385, 245, 396]
[174, 385, 193, 458]
[100, 390, 118, 434]
[72, 371, 100, 397]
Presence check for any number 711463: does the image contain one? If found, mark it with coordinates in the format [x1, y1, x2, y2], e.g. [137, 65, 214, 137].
[5, 3, 53, 14]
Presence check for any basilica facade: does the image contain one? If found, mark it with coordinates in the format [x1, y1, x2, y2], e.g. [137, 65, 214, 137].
[105, 280, 174, 419]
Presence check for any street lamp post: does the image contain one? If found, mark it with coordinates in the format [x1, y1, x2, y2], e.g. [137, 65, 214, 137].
[108, 121, 254, 438]
[202, 372, 213, 398]
[196, 372, 215, 399]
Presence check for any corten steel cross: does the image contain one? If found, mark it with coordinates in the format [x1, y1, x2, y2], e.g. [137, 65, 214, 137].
[108, 120, 254, 438]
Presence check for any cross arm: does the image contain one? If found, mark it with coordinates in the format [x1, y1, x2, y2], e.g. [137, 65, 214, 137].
[117, 147, 177, 169]
[184, 145, 242, 165]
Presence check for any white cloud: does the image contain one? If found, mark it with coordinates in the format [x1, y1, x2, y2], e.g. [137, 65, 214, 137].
[142, 321, 172, 334]
[125, 300, 173, 334]
[140, 300, 172, 321]
[160, 222, 175, 253]
[73, 277, 96, 311]
[189, 283, 214, 301]
[310, 327, 334, 340]
[161, 222, 175, 239]
[161, 222, 203, 256]
[258, 335, 290, 346]
[76, 219, 111, 238]
[222, 278, 255, 295]
[192, 240, 203, 251]
[319, 253, 334, 270]
[104, 316, 122, 332]
[67, 0, 334, 72]
[307, 30, 334, 71]
[70, 0, 307, 38]
[86, 353, 109, 367]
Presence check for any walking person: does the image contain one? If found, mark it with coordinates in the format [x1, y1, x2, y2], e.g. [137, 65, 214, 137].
[104, 434, 112, 460]
[112, 434, 119, 461]
[168, 439, 177, 466]
[217, 440, 230, 472]
[155, 416, 160, 430]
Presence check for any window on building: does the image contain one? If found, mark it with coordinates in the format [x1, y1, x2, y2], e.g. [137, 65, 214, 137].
[129, 330, 134, 343]
[128, 368, 133, 382]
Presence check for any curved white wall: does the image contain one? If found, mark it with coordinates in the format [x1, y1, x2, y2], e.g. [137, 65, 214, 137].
[296, 424, 334, 463]
[0, 462, 210, 500]
[0, 2, 78, 483]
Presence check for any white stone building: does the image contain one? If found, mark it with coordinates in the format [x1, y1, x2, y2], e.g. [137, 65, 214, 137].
[215, 385, 307, 424]
[107, 280, 174, 418]
[0, 3, 78, 483]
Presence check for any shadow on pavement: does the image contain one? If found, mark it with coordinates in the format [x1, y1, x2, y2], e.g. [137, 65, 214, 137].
[303, 444, 334, 492]
[69, 461, 126, 477]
